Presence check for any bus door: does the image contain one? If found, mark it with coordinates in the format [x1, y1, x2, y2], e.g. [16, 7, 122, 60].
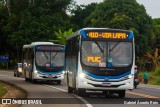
[66, 37, 79, 88]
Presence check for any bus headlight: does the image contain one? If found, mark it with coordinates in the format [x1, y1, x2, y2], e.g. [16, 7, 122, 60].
[62, 71, 65, 74]
[79, 73, 85, 78]
[123, 74, 133, 80]
[18, 68, 22, 72]
[61, 71, 65, 76]
[35, 70, 41, 74]
[128, 75, 133, 79]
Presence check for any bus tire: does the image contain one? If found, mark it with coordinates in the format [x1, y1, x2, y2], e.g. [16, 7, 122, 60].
[25, 77, 28, 82]
[76, 88, 86, 96]
[32, 79, 37, 84]
[118, 90, 125, 98]
[68, 86, 73, 93]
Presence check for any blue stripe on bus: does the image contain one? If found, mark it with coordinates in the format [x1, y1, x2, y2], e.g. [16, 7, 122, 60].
[83, 70, 131, 79]
[36, 69, 63, 74]
[80, 30, 87, 38]
[128, 31, 133, 40]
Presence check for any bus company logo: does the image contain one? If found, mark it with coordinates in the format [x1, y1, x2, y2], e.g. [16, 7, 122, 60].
[104, 78, 109, 81]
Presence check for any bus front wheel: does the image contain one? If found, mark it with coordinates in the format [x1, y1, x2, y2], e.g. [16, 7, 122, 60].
[32, 79, 37, 84]
[25, 77, 29, 82]
[76, 88, 86, 96]
[68, 86, 73, 93]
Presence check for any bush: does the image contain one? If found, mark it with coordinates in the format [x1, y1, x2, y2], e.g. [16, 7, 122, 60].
[155, 67, 160, 75]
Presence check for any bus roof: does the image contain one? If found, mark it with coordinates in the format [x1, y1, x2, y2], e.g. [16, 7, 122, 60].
[23, 42, 65, 49]
[23, 42, 54, 48]
[31, 42, 54, 45]
[66, 28, 132, 40]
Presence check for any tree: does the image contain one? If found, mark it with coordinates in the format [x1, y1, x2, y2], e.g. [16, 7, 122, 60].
[153, 18, 160, 49]
[84, 0, 154, 56]
[145, 48, 160, 71]
[0, 0, 73, 67]
[51, 28, 73, 45]
[70, 3, 97, 30]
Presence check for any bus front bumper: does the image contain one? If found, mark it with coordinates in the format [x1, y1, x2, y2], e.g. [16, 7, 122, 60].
[33, 73, 64, 80]
[77, 77, 133, 90]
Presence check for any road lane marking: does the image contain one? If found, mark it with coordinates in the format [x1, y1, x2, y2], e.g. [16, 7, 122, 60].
[127, 91, 159, 98]
[44, 85, 93, 107]
[73, 94, 93, 107]
[45, 85, 67, 92]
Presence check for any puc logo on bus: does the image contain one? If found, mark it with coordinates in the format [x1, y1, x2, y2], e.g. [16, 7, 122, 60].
[87, 56, 101, 62]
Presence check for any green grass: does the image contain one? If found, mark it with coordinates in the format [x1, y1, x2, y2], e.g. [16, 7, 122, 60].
[0, 82, 7, 97]
[139, 68, 160, 86]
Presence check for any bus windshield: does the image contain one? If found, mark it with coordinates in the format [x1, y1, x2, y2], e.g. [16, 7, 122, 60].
[35, 51, 64, 67]
[81, 41, 132, 67]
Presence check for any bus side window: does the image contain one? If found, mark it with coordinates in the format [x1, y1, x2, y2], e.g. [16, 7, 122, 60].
[66, 40, 71, 57]
[71, 37, 79, 56]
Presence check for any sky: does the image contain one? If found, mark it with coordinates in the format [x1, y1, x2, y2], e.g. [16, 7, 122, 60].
[75, 0, 160, 18]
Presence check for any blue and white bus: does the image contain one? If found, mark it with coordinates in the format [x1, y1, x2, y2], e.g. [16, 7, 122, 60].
[22, 42, 65, 84]
[64, 28, 135, 97]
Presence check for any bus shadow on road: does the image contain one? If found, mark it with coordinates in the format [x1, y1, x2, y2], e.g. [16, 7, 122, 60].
[84, 92, 120, 98]
[32, 80, 63, 85]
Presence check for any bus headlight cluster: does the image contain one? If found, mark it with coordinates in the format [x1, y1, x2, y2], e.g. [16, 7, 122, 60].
[128, 75, 133, 79]
[79, 73, 85, 78]
[123, 74, 133, 80]
[18, 68, 22, 72]
[35, 70, 39, 74]
[62, 71, 65, 74]
[35, 70, 42, 75]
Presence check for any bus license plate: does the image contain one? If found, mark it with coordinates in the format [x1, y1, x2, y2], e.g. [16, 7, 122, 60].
[48, 75, 52, 78]
[102, 83, 111, 86]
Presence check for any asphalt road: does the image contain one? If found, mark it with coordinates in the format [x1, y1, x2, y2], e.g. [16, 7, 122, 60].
[0, 70, 159, 107]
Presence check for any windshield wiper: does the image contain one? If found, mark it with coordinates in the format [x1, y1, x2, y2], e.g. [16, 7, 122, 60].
[52, 52, 58, 60]
[42, 51, 48, 59]
[94, 41, 104, 53]
[109, 42, 120, 52]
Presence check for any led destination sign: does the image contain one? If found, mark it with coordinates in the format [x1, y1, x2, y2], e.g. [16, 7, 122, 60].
[36, 45, 64, 51]
[88, 32, 127, 39]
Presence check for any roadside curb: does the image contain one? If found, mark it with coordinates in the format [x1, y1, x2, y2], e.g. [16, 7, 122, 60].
[0, 80, 28, 98]
[0, 70, 13, 72]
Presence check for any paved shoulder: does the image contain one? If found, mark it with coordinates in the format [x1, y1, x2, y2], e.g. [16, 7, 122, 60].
[139, 84, 160, 90]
